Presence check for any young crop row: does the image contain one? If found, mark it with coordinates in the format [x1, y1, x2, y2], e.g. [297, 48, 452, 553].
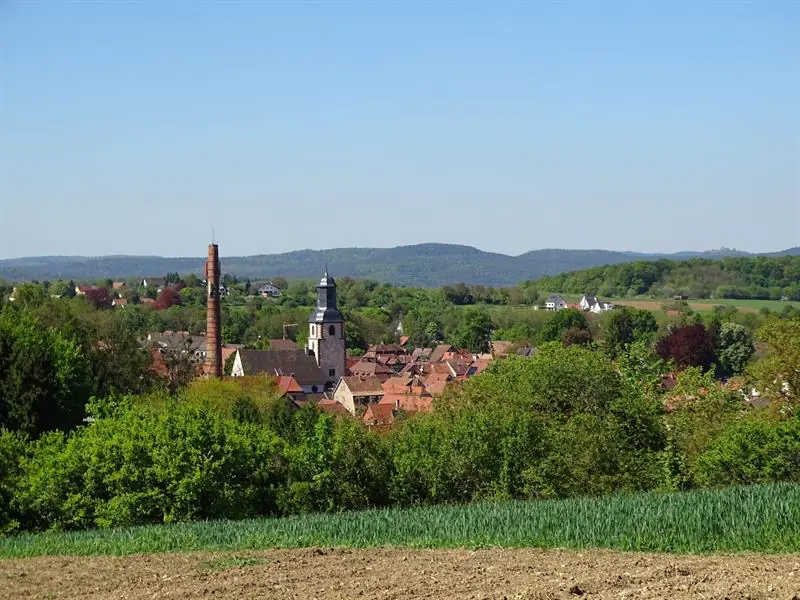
[1, 483, 798, 558]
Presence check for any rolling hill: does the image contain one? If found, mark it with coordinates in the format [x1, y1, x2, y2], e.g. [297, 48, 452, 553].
[0, 244, 797, 287]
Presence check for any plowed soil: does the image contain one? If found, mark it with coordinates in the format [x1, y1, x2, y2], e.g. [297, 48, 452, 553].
[2, 548, 799, 599]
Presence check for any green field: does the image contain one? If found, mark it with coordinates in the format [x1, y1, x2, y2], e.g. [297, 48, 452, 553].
[2, 484, 798, 558]
[687, 298, 800, 311]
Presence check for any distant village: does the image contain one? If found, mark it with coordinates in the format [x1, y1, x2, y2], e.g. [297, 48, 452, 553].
[136, 245, 618, 430]
[6, 244, 620, 429]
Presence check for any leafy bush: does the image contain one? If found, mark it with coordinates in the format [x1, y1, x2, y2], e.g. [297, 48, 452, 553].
[14, 405, 285, 531]
[279, 414, 390, 513]
[695, 418, 800, 487]
[0, 428, 29, 533]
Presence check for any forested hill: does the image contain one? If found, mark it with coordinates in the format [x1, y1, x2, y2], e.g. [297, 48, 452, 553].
[534, 255, 800, 300]
[0, 244, 798, 287]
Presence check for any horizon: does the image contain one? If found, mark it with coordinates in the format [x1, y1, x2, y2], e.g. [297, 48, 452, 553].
[1, 2, 797, 257]
[0, 241, 792, 263]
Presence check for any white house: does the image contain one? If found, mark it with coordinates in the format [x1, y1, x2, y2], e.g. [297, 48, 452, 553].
[580, 295, 614, 313]
[257, 282, 282, 298]
[544, 294, 567, 311]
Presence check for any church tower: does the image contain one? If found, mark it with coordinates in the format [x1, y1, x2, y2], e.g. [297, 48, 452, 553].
[307, 268, 346, 387]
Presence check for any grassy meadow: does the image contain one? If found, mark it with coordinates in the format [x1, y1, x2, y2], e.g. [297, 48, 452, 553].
[2, 484, 798, 558]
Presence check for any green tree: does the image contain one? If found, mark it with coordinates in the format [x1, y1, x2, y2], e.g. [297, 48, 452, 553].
[12, 284, 48, 309]
[0, 309, 91, 437]
[716, 322, 755, 377]
[749, 318, 800, 403]
[538, 309, 588, 344]
[451, 308, 493, 353]
[603, 307, 658, 358]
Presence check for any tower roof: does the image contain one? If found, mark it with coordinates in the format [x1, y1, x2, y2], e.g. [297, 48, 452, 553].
[309, 267, 344, 323]
[317, 266, 335, 288]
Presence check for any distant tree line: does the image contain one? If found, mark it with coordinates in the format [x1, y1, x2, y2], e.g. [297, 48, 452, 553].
[534, 256, 800, 300]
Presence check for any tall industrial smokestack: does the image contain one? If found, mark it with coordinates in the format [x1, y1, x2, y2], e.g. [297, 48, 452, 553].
[205, 243, 222, 378]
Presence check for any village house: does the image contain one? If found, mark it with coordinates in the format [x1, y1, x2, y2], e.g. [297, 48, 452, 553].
[257, 282, 282, 298]
[545, 294, 568, 310]
[145, 331, 206, 360]
[74, 284, 94, 296]
[349, 359, 394, 381]
[429, 344, 456, 364]
[363, 403, 396, 429]
[332, 375, 385, 415]
[275, 375, 307, 406]
[579, 295, 614, 313]
[230, 348, 328, 393]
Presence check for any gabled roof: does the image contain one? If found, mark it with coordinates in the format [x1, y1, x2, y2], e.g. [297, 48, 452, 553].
[338, 376, 385, 396]
[423, 372, 451, 396]
[381, 393, 434, 414]
[146, 331, 205, 353]
[444, 358, 472, 377]
[382, 374, 427, 395]
[470, 359, 492, 375]
[546, 294, 565, 302]
[429, 344, 455, 364]
[276, 375, 304, 395]
[411, 347, 433, 361]
[317, 398, 350, 416]
[367, 343, 406, 355]
[363, 403, 395, 427]
[237, 349, 327, 387]
[349, 360, 393, 378]
[266, 339, 298, 351]
[221, 344, 242, 366]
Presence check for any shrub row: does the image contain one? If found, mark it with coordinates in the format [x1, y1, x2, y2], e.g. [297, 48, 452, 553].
[1, 345, 798, 534]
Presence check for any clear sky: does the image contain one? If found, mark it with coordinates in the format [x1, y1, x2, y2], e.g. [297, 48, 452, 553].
[0, 1, 797, 259]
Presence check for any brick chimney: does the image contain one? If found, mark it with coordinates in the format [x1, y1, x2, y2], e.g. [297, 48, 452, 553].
[205, 243, 222, 378]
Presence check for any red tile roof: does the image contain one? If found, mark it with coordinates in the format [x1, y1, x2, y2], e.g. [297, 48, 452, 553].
[349, 360, 394, 379]
[317, 398, 350, 416]
[381, 393, 434, 414]
[470, 359, 492, 374]
[363, 403, 395, 427]
[276, 375, 304, 395]
[430, 344, 455, 364]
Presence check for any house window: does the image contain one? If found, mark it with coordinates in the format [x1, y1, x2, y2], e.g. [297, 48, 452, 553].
[328, 325, 336, 336]
[329, 368, 335, 377]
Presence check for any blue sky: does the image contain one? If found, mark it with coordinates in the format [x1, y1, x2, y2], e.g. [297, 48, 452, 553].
[0, 1, 797, 258]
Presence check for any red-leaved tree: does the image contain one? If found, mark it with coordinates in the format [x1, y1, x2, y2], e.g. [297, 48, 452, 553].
[655, 323, 717, 371]
[84, 287, 113, 310]
[154, 287, 181, 310]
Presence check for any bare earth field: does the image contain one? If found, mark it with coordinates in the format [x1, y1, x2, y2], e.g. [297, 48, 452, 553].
[2, 548, 799, 600]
